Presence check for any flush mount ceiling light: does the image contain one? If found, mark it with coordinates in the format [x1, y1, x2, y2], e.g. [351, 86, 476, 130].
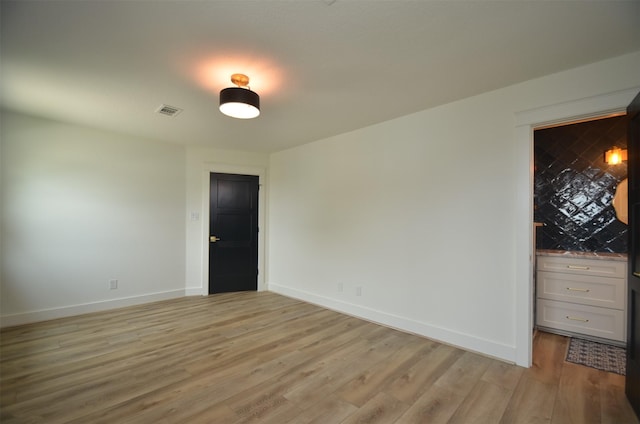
[604, 147, 628, 165]
[219, 73, 260, 119]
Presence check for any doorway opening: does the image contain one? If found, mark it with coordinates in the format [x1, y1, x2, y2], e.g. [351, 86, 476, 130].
[531, 114, 630, 367]
[514, 88, 638, 368]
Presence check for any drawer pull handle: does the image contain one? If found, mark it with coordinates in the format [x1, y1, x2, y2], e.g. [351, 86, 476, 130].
[566, 287, 590, 292]
[634, 272, 640, 278]
[567, 265, 590, 270]
[566, 316, 589, 322]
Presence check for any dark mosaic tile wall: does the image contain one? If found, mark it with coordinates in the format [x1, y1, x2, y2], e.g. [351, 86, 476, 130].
[534, 115, 629, 253]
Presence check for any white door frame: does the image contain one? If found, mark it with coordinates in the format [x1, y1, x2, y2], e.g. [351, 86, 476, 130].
[514, 87, 639, 367]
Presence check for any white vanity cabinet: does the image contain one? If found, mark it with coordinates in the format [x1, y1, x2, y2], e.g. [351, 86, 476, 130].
[536, 254, 627, 345]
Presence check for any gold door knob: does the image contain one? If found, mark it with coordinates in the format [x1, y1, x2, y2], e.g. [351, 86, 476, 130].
[210, 235, 221, 242]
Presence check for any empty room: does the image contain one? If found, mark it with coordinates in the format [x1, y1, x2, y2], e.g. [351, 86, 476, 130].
[2, 1, 640, 422]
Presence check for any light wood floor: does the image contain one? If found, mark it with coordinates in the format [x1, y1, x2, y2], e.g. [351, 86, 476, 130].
[1, 292, 638, 423]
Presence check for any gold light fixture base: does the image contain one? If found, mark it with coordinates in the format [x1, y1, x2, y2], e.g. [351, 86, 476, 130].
[230, 73, 250, 87]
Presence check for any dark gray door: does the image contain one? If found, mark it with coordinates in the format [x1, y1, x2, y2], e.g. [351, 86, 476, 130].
[208, 173, 259, 294]
[626, 91, 640, 418]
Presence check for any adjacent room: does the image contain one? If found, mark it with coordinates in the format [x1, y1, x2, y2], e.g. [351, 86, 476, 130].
[2, 1, 640, 422]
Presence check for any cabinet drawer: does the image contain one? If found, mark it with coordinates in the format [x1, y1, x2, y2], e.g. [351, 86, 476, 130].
[536, 271, 625, 309]
[536, 256, 626, 278]
[536, 299, 625, 342]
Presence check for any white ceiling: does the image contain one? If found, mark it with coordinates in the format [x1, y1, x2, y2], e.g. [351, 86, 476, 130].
[2, 1, 639, 153]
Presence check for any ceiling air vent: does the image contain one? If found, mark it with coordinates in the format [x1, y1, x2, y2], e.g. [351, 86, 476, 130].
[155, 104, 183, 117]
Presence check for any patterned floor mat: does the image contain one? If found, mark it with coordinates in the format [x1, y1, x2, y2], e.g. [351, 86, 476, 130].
[565, 337, 626, 375]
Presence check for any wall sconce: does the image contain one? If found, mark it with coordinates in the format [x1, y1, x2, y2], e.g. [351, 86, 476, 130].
[219, 74, 260, 119]
[604, 147, 627, 165]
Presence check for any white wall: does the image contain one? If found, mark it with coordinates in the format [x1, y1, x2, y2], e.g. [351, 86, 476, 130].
[184, 146, 269, 295]
[1, 112, 187, 325]
[268, 51, 640, 365]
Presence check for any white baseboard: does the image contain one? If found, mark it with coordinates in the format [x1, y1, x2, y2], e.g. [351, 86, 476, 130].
[269, 283, 517, 364]
[185, 287, 207, 296]
[0, 289, 187, 328]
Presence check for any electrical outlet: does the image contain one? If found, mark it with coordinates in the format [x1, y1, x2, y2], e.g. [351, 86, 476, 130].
[356, 286, 362, 296]
[109, 279, 118, 290]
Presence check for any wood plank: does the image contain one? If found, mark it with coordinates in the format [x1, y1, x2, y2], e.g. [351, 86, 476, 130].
[498, 375, 556, 424]
[340, 392, 407, 424]
[448, 380, 512, 424]
[385, 343, 463, 404]
[394, 384, 464, 424]
[528, 330, 567, 385]
[599, 372, 640, 424]
[337, 335, 435, 407]
[394, 351, 492, 423]
[284, 395, 357, 424]
[481, 359, 525, 391]
[552, 362, 602, 424]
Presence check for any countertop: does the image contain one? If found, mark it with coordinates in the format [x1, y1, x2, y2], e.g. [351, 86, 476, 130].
[536, 249, 627, 262]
